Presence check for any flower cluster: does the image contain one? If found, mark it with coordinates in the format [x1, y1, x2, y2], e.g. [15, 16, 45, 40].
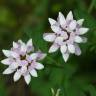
[1, 39, 46, 84]
[1, 11, 89, 84]
[43, 11, 89, 62]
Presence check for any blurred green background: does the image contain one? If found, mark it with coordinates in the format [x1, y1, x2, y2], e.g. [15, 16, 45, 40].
[0, 0, 96, 96]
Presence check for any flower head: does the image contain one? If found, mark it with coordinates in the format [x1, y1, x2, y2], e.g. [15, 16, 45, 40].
[43, 11, 89, 62]
[1, 39, 46, 84]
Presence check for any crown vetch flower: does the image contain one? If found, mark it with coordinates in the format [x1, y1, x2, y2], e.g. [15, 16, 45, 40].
[43, 11, 89, 62]
[1, 39, 46, 84]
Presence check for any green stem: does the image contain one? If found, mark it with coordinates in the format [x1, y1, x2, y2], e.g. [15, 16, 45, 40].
[88, 0, 95, 13]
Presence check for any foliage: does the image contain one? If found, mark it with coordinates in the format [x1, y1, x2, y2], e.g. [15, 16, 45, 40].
[0, 0, 96, 96]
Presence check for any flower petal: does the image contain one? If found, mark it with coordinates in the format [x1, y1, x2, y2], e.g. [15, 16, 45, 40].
[30, 69, 38, 77]
[1, 58, 11, 65]
[48, 18, 57, 25]
[43, 33, 56, 42]
[58, 12, 66, 27]
[11, 51, 19, 58]
[51, 25, 61, 33]
[3, 67, 14, 74]
[66, 11, 73, 21]
[20, 44, 27, 54]
[2, 50, 11, 57]
[9, 62, 19, 69]
[13, 42, 19, 48]
[24, 74, 31, 85]
[77, 19, 84, 26]
[55, 37, 64, 45]
[74, 36, 83, 43]
[68, 44, 75, 53]
[35, 62, 44, 70]
[62, 53, 69, 62]
[27, 39, 34, 52]
[37, 53, 47, 60]
[60, 45, 67, 53]
[30, 53, 38, 60]
[49, 44, 59, 53]
[69, 20, 77, 30]
[75, 44, 81, 56]
[14, 71, 21, 82]
[78, 28, 89, 35]
[27, 39, 33, 47]
[20, 66, 27, 74]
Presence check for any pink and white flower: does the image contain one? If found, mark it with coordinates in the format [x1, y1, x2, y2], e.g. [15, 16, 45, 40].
[43, 11, 89, 62]
[1, 39, 46, 84]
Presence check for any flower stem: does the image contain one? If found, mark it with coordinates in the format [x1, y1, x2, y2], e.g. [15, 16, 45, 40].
[88, 0, 95, 13]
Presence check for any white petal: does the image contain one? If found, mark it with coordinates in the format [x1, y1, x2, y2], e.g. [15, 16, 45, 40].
[27, 39, 34, 52]
[27, 39, 33, 47]
[13, 42, 19, 48]
[55, 37, 64, 45]
[49, 44, 59, 53]
[66, 11, 73, 21]
[69, 20, 77, 30]
[68, 44, 75, 53]
[78, 28, 89, 35]
[30, 69, 38, 77]
[21, 66, 27, 74]
[35, 62, 44, 70]
[30, 53, 38, 60]
[1, 58, 11, 65]
[9, 62, 18, 69]
[77, 19, 84, 26]
[24, 74, 31, 85]
[48, 18, 57, 25]
[74, 36, 83, 43]
[2, 50, 11, 57]
[43, 33, 56, 42]
[58, 12, 66, 26]
[62, 53, 69, 62]
[14, 71, 21, 82]
[11, 51, 19, 58]
[51, 25, 61, 33]
[60, 45, 67, 53]
[18, 40, 24, 45]
[37, 53, 47, 60]
[3, 67, 14, 74]
[75, 44, 81, 56]
[21, 44, 27, 53]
